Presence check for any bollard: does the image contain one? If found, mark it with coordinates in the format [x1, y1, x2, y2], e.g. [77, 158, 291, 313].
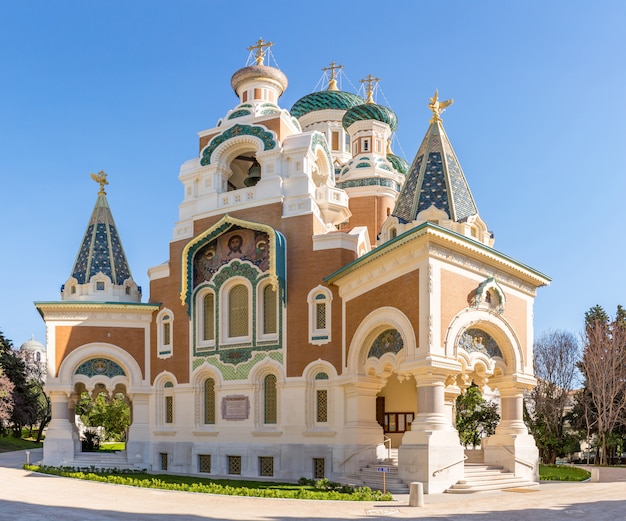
[409, 482, 424, 507]
[590, 468, 600, 482]
[25, 450, 30, 465]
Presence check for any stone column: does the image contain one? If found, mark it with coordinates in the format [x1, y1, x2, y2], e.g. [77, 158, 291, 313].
[43, 390, 76, 466]
[340, 377, 384, 475]
[126, 392, 152, 469]
[483, 381, 539, 482]
[398, 371, 464, 494]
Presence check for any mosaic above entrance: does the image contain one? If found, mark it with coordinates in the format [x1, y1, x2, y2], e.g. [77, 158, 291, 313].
[75, 358, 126, 378]
[367, 329, 404, 359]
[457, 328, 503, 358]
[194, 227, 270, 287]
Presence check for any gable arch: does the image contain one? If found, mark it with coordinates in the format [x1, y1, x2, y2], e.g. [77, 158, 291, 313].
[57, 342, 143, 391]
[347, 306, 416, 375]
[445, 308, 525, 375]
[200, 124, 277, 167]
[180, 214, 287, 310]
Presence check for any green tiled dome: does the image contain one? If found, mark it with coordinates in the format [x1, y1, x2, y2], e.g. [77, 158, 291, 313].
[387, 153, 409, 175]
[342, 103, 398, 132]
[291, 91, 365, 119]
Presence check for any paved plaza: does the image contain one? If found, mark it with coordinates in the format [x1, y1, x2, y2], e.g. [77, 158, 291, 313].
[0, 449, 624, 520]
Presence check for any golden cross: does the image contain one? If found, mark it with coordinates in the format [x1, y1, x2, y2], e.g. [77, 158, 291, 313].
[360, 74, 380, 103]
[247, 38, 274, 65]
[322, 61, 343, 90]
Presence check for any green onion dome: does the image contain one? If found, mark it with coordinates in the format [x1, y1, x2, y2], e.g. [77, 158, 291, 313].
[342, 103, 398, 132]
[291, 90, 365, 119]
[387, 153, 409, 175]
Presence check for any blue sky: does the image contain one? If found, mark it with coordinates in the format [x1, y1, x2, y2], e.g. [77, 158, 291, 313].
[1, 1, 625, 347]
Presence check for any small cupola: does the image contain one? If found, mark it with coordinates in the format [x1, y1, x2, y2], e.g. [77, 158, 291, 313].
[230, 39, 288, 106]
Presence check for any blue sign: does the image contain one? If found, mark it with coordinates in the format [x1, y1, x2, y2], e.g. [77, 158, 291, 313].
[377, 467, 390, 473]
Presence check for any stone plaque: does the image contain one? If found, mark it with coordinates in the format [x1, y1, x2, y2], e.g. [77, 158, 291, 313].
[222, 395, 249, 421]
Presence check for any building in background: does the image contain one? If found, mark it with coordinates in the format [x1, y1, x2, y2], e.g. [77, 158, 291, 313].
[35, 40, 549, 493]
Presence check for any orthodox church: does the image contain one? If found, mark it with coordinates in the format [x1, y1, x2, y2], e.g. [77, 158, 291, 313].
[36, 40, 549, 493]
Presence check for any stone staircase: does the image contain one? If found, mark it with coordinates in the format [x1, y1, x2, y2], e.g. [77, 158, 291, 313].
[446, 463, 539, 493]
[70, 451, 143, 471]
[340, 449, 410, 494]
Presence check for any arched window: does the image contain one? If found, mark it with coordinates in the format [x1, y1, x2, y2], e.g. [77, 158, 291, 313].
[164, 381, 174, 424]
[262, 284, 277, 335]
[157, 309, 174, 358]
[315, 372, 329, 423]
[204, 378, 216, 425]
[264, 374, 277, 425]
[203, 293, 215, 342]
[229, 284, 249, 338]
[307, 286, 332, 345]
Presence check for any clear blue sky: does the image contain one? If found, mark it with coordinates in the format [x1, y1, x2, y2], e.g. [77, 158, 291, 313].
[1, 1, 625, 347]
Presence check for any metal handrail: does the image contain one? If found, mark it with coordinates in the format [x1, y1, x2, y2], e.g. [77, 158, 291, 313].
[340, 435, 392, 467]
[432, 455, 468, 476]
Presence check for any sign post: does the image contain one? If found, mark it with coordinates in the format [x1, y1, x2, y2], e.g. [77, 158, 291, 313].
[377, 466, 390, 494]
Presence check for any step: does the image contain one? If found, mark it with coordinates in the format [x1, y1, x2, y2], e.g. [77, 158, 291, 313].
[447, 481, 539, 493]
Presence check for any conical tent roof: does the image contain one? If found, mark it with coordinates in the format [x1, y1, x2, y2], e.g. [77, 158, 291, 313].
[70, 174, 132, 286]
[392, 95, 478, 223]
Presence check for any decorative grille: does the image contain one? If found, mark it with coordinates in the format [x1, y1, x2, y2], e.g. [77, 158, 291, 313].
[313, 458, 325, 479]
[163, 321, 171, 345]
[316, 389, 328, 423]
[263, 285, 277, 334]
[229, 284, 249, 337]
[203, 293, 214, 341]
[316, 302, 326, 329]
[228, 455, 241, 475]
[204, 378, 215, 424]
[165, 396, 173, 424]
[259, 456, 274, 477]
[160, 452, 168, 471]
[198, 454, 211, 473]
[264, 374, 277, 424]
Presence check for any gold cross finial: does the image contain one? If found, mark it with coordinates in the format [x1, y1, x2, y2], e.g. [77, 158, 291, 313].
[428, 90, 454, 123]
[90, 170, 108, 195]
[322, 61, 343, 91]
[360, 74, 380, 104]
[247, 38, 274, 66]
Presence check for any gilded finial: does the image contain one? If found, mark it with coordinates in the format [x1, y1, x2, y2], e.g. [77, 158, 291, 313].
[428, 90, 454, 123]
[90, 170, 108, 195]
[247, 38, 274, 66]
[360, 74, 380, 104]
[322, 61, 343, 91]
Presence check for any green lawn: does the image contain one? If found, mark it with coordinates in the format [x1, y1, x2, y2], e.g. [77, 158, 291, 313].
[99, 442, 125, 452]
[539, 464, 590, 481]
[0, 435, 43, 453]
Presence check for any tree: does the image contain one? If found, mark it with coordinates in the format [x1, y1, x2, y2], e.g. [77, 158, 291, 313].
[77, 392, 130, 442]
[526, 330, 580, 464]
[0, 330, 38, 436]
[0, 368, 15, 430]
[456, 384, 500, 448]
[579, 305, 626, 465]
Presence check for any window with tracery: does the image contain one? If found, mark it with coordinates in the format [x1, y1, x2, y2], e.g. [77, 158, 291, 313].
[203, 293, 215, 341]
[308, 287, 332, 345]
[264, 374, 277, 424]
[229, 284, 249, 337]
[204, 378, 216, 424]
[262, 284, 277, 335]
[157, 309, 174, 358]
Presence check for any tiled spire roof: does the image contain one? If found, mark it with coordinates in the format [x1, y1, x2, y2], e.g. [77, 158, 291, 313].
[70, 174, 132, 285]
[392, 95, 478, 223]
